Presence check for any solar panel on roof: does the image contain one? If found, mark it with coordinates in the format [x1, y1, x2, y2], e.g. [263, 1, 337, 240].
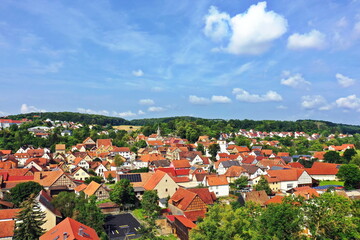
[119, 174, 142, 182]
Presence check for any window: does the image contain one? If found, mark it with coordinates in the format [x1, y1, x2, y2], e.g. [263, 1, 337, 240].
[99, 191, 102, 194]
[165, 188, 168, 192]
[286, 183, 293, 189]
[165, 179, 167, 182]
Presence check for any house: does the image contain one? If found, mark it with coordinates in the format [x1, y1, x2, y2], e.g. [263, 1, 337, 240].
[83, 137, 96, 149]
[71, 157, 90, 170]
[241, 164, 266, 179]
[55, 144, 66, 154]
[35, 190, 62, 231]
[306, 162, 341, 181]
[258, 168, 313, 192]
[243, 190, 269, 206]
[169, 215, 196, 240]
[71, 167, 90, 181]
[143, 170, 179, 206]
[40, 217, 100, 240]
[33, 170, 76, 195]
[168, 188, 216, 221]
[0, 208, 21, 240]
[203, 175, 229, 197]
[224, 165, 247, 183]
[111, 147, 132, 159]
[82, 181, 110, 201]
[171, 160, 191, 170]
[24, 157, 48, 171]
[217, 160, 241, 175]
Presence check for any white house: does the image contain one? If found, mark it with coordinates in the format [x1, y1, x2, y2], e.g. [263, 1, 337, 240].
[202, 175, 229, 197]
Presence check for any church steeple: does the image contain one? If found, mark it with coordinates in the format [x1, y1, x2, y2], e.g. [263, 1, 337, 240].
[157, 125, 161, 137]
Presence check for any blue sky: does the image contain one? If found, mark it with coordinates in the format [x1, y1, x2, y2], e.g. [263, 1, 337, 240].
[1, 0, 360, 124]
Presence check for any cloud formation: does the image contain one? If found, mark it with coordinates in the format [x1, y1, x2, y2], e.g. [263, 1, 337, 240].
[132, 69, 144, 77]
[336, 73, 356, 87]
[21, 104, 46, 114]
[139, 99, 155, 105]
[232, 88, 282, 102]
[148, 106, 165, 112]
[301, 95, 331, 110]
[204, 2, 287, 55]
[281, 72, 311, 89]
[335, 95, 360, 111]
[189, 95, 232, 104]
[287, 30, 326, 50]
[117, 111, 137, 118]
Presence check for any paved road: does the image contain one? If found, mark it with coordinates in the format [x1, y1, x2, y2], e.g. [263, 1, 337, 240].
[104, 213, 141, 240]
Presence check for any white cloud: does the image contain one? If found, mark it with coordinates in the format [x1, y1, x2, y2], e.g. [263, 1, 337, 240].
[336, 73, 356, 87]
[77, 108, 109, 115]
[335, 95, 360, 111]
[148, 106, 165, 112]
[151, 87, 164, 92]
[336, 17, 348, 28]
[139, 99, 155, 105]
[0, 111, 7, 116]
[232, 88, 282, 102]
[21, 104, 46, 114]
[354, 22, 360, 36]
[137, 110, 145, 115]
[189, 95, 211, 105]
[287, 30, 326, 50]
[204, 2, 287, 55]
[281, 72, 311, 89]
[132, 69, 144, 77]
[117, 111, 137, 118]
[30, 61, 64, 74]
[276, 105, 288, 110]
[203, 6, 230, 42]
[211, 95, 232, 103]
[301, 95, 331, 110]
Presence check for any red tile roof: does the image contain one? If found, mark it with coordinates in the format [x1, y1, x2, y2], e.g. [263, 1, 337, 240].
[0, 220, 15, 238]
[206, 175, 228, 186]
[264, 195, 284, 205]
[174, 215, 196, 228]
[40, 217, 100, 240]
[96, 139, 112, 148]
[143, 170, 167, 190]
[184, 210, 206, 221]
[0, 209, 21, 220]
[172, 160, 191, 169]
[287, 162, 304, 169]
[306, 162, 341, 175]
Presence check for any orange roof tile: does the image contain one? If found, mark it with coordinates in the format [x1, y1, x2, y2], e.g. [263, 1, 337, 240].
[306, 162, 341, 175]
[172, 159, 191, 169]
[74, 184, 88, 192]
[83, 181, 101, 196]
[0, 220, 15, 238]
[174, 215, 196, 228]
[34, 170, 65, 187]
[224, 166, 246, 177]
[143, 170, 167, 190]
[0, 209, 21, 220]
[40, 217, 100, 240]
[96, 139, 112, 148]
[264, 195, 284, 205]
[206, 175, 228, 186]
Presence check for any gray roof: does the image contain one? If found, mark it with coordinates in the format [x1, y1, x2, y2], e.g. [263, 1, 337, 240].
[221, 160, 240, 168]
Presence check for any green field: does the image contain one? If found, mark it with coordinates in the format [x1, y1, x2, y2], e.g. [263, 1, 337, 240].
[319, 181, 344, 186]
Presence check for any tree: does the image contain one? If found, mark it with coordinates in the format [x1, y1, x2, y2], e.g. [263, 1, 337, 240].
[74, 194, 105, 236]
[229, 176, 248, 191]
[350, 154, 360, 166]
[336, 164, 360, 190]
[13, 194, 46, 240]
[254, 176, 272, 195]
[343, 148, 357, 163]
[106, 173, 115, 184]
[258, 197, 304, 240]
[141, 190, 161, 218]
[51, 191, 77, 218]
[303, 192, 359, 239]
[324, 151, 341, 163]
[196, 143, 205, 155]
[10, 181, 43, 207]
[114, 154, 125, 167]
[85, 176, 103, 184]
[208, 143, 220, 162]
[110, 179, 136, 207]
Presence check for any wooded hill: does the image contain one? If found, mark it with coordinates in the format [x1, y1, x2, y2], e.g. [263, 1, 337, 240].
[4, 112, 360, 134]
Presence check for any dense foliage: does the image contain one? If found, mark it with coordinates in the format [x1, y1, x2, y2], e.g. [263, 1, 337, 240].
[13, 194, 46, 240]
[9, 181, 43, 207]
[190, 193, 360, 240]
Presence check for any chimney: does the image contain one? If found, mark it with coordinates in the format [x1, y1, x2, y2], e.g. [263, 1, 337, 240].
[39, 172, 43, 179]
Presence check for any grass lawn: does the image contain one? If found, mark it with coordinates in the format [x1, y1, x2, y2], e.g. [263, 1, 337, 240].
[160, 234, 177, 240]
[319, 181, 344, 186]
[132, 208, 145, 220]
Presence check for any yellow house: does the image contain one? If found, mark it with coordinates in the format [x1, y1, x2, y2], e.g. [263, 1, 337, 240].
[71, 167, 90, 181]
[35, 190, 62, 232]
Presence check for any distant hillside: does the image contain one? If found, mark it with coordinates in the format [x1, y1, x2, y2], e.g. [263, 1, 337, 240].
[6, 112, 131, 126]
[4, 112, 360, 134]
